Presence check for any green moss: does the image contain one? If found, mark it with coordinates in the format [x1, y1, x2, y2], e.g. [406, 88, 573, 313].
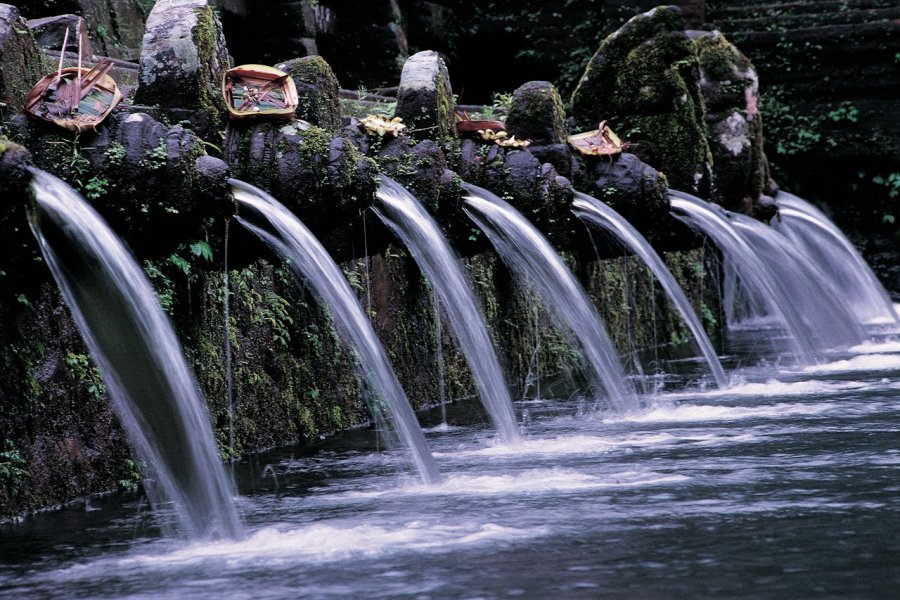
[571, 6, 712, 194]
[279, 56, 342, 132]
[696, 34, 749, 81]
[193, 6, 226, 133]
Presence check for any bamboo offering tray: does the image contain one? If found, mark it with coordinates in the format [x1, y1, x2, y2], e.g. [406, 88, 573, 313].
[567, 121, 633, 157]
[25, 62, 121, 132]
[223, 64, 298, 121]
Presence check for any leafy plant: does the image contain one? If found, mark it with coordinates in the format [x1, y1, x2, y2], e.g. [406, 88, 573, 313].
[105, 142, 126, 167]
[118, 458, 142, 492]
[330, 405, 343, 428]
[261, 291, 294, 349]
[82, 176, 109, 200]
[64, 352, 106, 401]
[0, 440, 28, 498]
[139, 141, 168, 171]
[871, 172, 900, 225]
[826, 101, 859, 123]
[191, 240, 214, 262]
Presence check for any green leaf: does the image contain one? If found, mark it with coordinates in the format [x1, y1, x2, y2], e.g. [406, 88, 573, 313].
[168, 255, 191, 275]
[190, 241, 214, 262]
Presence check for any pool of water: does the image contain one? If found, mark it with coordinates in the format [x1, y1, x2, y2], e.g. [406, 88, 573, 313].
[1, 336, 899, 599]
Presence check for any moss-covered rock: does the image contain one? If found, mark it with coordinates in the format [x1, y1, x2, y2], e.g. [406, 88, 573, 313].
[0, 284, 133, 519]
[573, 152, 670, 242]
[504, 80, 576, 177]
[223, 120, 377, 261]
[134, 0, 229, 138]
[395, 50, 455, 141]
[0, 5, 47, 123]
[15, 110, 215, 259]
[570, 6, 713, 196]
[0, 137, 41, 295]
[505, 81, 567, 146]
[375, 136, 457, 215]
[692, 30, 769, 216]
[275, 56, 342, 133]
[456, 140, 574, 249]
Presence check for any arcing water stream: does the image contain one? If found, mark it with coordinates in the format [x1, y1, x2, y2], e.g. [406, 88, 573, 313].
[230, 179, 442, 485]
[572, 192, 729, 389]
[27, 169, 243, 541]
[773, 191, 899, 326]
[463, 183, 638, 412]
[373, 178, 520, 443]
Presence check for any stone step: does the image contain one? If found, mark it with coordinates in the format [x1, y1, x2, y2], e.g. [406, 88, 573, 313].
[708, 0, 896, 20]
[713, 5, 900, 32]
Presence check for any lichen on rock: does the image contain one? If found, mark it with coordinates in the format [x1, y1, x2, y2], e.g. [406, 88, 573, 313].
[133, 0, 229, 137]
[692, 29, 769, 215]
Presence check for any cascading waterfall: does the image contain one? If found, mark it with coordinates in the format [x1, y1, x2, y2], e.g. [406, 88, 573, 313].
[229, 179, 441, 484]
[572, 192, 729, 389]
[462, 183, 637, 412]
[669, 190, 817, 360]
[728, 211, 866, 350]
[27, 169, 243, 540]
[774, 191, 899, 326]
[373, 178, 520, 442]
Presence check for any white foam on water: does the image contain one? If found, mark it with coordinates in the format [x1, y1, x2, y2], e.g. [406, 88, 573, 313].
[433, 435, 618, 459]
[603, 401, 836, 424]
[799, 354, 900, 374]
[864, 304, 900, 327]
[662, 378, 869, 400]
[48, 519, 548, 581]
[431, 427, 767, 463]
[848, 340, 900, 354]
[422, 423, 467, 434]
[323, 468, 689, 502]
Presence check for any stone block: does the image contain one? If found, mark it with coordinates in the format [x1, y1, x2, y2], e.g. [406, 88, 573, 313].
[505, 81, 568, 146]
[275, 55, 341, 132]
[134, 0, 229, 131]
[0, 4, 46, 117]
[395, 50, 454, 141]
